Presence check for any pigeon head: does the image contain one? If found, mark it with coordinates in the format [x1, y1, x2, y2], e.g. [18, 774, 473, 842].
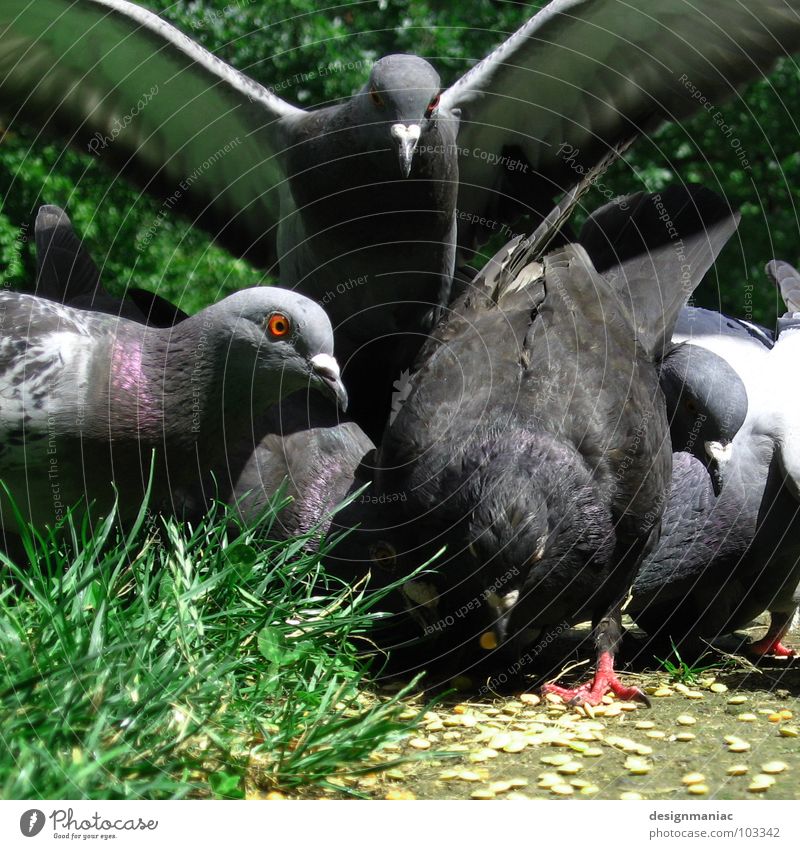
[200, 287, 348, 411]
[361, 54, 442, 177]
[660, 343, 748, 464]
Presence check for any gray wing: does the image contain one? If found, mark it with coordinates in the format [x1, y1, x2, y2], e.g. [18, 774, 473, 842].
[0, 0, 304, 267]
[440, 0, 800, 251]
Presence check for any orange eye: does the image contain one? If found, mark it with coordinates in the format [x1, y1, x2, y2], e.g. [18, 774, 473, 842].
[369, 87, 385, 108]
[266, 312, 291, 338]
[425, 93, 440, 117]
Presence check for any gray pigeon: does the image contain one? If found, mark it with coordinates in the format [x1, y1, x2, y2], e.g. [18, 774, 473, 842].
[3, 0, 799, 432]
[0, 284, 347, 539]
[630, 270, 800, 658]
[16, 204, 370, 544]
[329, 185, 739, 701]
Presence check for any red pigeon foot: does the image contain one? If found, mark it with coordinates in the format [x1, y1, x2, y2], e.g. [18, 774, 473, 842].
[749, 636, 795, 658]
[542, 651, 649, 706]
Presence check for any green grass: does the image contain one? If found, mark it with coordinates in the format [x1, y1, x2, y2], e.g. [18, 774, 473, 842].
[656, 641, 736, 685]
[0, 489, 422, 800]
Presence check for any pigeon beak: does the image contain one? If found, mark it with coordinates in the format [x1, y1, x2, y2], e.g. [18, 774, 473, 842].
[310, 353, 348, 411]
[481, 589, 520, 650]
[391, 123, 421, 178]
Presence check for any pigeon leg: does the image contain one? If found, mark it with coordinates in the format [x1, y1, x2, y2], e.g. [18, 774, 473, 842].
[542, 603, 650, 706]
[749, 610, 796, 658]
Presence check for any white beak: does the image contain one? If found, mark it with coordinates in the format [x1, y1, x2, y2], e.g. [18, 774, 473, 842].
[391, 123, 421, 177]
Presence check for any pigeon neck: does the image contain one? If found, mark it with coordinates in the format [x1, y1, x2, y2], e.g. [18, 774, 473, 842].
[109, 314, 261, 459]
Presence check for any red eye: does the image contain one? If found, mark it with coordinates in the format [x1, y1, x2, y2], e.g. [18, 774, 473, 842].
[425, 93, 440, 117]
[370, 87, 385, 108]
[266, 312, 291, 338]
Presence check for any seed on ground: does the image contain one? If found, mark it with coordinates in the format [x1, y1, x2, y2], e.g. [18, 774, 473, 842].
[426, 721, 445, 732]
[674, 732, 696, 742]
[619, 791, 644, 800]
[542, 753, 572, 766]
[550, 783, 574, 796]
[761, 761, 788, 774]
[488, 733, 513, 750]
[727, 765, 748, 776]
[676, 714, 696, 726]
[556, 762, 583, 775]
[583, 747, 604, 757]
[779, 726, 799, 737]
[647, 731, 666, 739]
[407, 737, 431, 750]
[399, 709, 418, 721]
[780, 710, 794, 719]
[537, 773, 562, 788]
[457, 770, 483, 782]
[545, 693, 565, 705]
[439, 769, 461, 781]
[508, 777, 529, 788]
[709, 682, 728, 694]
[737, 713, 758, 723]
[520, 693, 541, 706]
[471, 787, 496, 800]
[503, 739, 527, 754]
[606, 736, 639, 752]
[748, 775, 775, 792]
[569, 778, 591, 788]
[687, 784, 709, 795]
[682, 772, 705, 785]
[635, 720, 656, 730]
[728, 741, 751, 753]
[385, 769, 406, 780]
[685, 691, 705, 700]
[652, 687, 674, 697]
[727, 695, 747, 705]
[768, 713, 782, 723]
[385, 790, 416, 800]
[506, 792, 531, 800]
[489, 780, 513, 794]
[625, 757, 651, 775]
[580, 784, 600, 795]
[633, 744, 654, 756]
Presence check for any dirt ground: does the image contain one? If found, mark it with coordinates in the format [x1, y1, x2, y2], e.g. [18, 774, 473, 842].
[301, 616, 800, 801]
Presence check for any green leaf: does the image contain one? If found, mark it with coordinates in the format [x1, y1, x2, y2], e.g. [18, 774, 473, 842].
[209, 771, 245, 800]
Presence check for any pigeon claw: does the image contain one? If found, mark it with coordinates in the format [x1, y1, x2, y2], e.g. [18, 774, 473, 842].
[541, 651, 650, 707]
[749, 636, 796, 658]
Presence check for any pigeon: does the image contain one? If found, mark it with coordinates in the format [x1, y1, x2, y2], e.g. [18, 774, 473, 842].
[15, 204, 371, 544]
[0, 283, 347, 542]
[33, 205, 188, 327]
[329, 185, 740, 702]
[630, 266, 800, 657]
[3, 1, 799, 433]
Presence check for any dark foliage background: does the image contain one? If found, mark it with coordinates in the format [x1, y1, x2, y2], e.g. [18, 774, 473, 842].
[1, 0, 798, 323]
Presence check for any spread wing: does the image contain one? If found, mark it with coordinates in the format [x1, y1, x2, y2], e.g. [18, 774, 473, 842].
[441, 0, 800, 252]
[0, 0, 305, 268]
